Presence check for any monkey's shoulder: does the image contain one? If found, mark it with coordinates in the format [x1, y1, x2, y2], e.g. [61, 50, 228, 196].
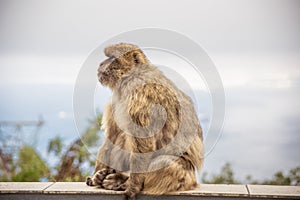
[119, 65, 178, 94]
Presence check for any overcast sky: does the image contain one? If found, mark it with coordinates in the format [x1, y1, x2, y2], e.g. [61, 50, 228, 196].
[1, 0, 300, 84]
[0, 0, 300, 54]
[0, 0, 300, 180]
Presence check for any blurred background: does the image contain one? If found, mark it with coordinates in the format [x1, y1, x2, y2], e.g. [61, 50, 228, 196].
[0, 0, 299, 184]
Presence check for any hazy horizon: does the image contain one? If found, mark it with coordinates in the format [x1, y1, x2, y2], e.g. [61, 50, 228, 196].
[1, 0, 300, 182]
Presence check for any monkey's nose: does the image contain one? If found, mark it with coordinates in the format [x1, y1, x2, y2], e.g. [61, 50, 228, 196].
[98, 62, 105, 72]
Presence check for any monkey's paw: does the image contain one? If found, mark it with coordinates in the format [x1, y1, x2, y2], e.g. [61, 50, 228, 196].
[102, 172, 128, 191]
[86, 168, 116, 187]
[123, 190, 136, 200]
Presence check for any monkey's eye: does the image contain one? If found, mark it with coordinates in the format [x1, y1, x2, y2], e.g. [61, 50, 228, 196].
[133, 53, 139, 64]
[106, 56, 117, 65]
[108, 56, 115, 61]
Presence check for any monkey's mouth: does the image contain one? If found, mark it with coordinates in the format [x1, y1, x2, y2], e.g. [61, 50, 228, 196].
[98, 57, 115, 71]
[97, 57, 116, 85]
[97, 71, 106, 82]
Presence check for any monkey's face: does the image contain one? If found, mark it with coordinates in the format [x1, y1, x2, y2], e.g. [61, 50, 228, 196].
[97, 56, 117, 87]
[97, 43, 149, 89]
[97, 54, 134, 88]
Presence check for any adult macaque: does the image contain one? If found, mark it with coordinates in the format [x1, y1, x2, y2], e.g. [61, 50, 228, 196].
[86, 43, 204, 200]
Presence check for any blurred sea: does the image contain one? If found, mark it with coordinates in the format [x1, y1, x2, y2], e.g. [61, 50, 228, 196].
[1, 82, 299, 182]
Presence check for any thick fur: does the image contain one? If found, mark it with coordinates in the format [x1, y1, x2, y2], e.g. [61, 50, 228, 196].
[86, 43, 204, 200]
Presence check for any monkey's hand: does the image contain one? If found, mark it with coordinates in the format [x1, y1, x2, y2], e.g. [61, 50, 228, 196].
[102, 172, 128, 191]
[86, 168, 116, 187]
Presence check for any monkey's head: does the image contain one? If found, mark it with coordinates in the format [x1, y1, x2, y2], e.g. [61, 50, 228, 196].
[97, 43, 149, 89]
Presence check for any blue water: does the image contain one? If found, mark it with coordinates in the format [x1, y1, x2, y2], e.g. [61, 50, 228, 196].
[1, 83, 299, 182]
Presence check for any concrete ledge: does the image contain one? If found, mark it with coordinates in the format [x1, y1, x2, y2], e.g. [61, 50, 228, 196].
[0, 182, 299, 199]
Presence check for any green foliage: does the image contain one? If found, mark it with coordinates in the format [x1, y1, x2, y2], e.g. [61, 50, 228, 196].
[48, 136, 63, 156]
[0, 148, 15, 181]
[202, 162, 240, 184]
[289, 167, 300, 186]
[2, 113, 299, 185]
[81, 115, 102, 147]
[0, 114, 102, 182]
[202, 162, 300, 186]
[52, 115, 102, 182]
[258, 167, 300, 186]
[261, 171, 291, 185]
[12, 146, 49, 182]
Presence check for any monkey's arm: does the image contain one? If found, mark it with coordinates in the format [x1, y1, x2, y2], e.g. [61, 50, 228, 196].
[87, 103, 130, 187]
[94, 103, 117, 171]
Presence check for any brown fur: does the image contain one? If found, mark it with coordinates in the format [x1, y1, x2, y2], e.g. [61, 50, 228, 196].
[86, 43, 204, 200]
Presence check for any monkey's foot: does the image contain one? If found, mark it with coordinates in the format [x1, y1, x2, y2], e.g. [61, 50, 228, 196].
[102, 172, 129, 191]
[86, 168, 116, 187]
[124, 190, 137, 200]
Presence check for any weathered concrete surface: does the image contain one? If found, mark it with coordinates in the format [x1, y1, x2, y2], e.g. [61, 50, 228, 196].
[0, 182, 54, 193]
[0, 182, 300, 199]
[247, 184, 300, 199]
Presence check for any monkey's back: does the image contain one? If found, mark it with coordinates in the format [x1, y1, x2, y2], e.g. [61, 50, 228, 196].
[111, 64, 204, 171]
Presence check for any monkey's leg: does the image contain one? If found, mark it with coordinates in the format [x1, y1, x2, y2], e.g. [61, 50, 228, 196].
[86, 140, 115, 187]
[86, 143, 117, 187]
[143, 155, 198, 194]
[86, 138, 130, 187]
[124, 153, 150, 200]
